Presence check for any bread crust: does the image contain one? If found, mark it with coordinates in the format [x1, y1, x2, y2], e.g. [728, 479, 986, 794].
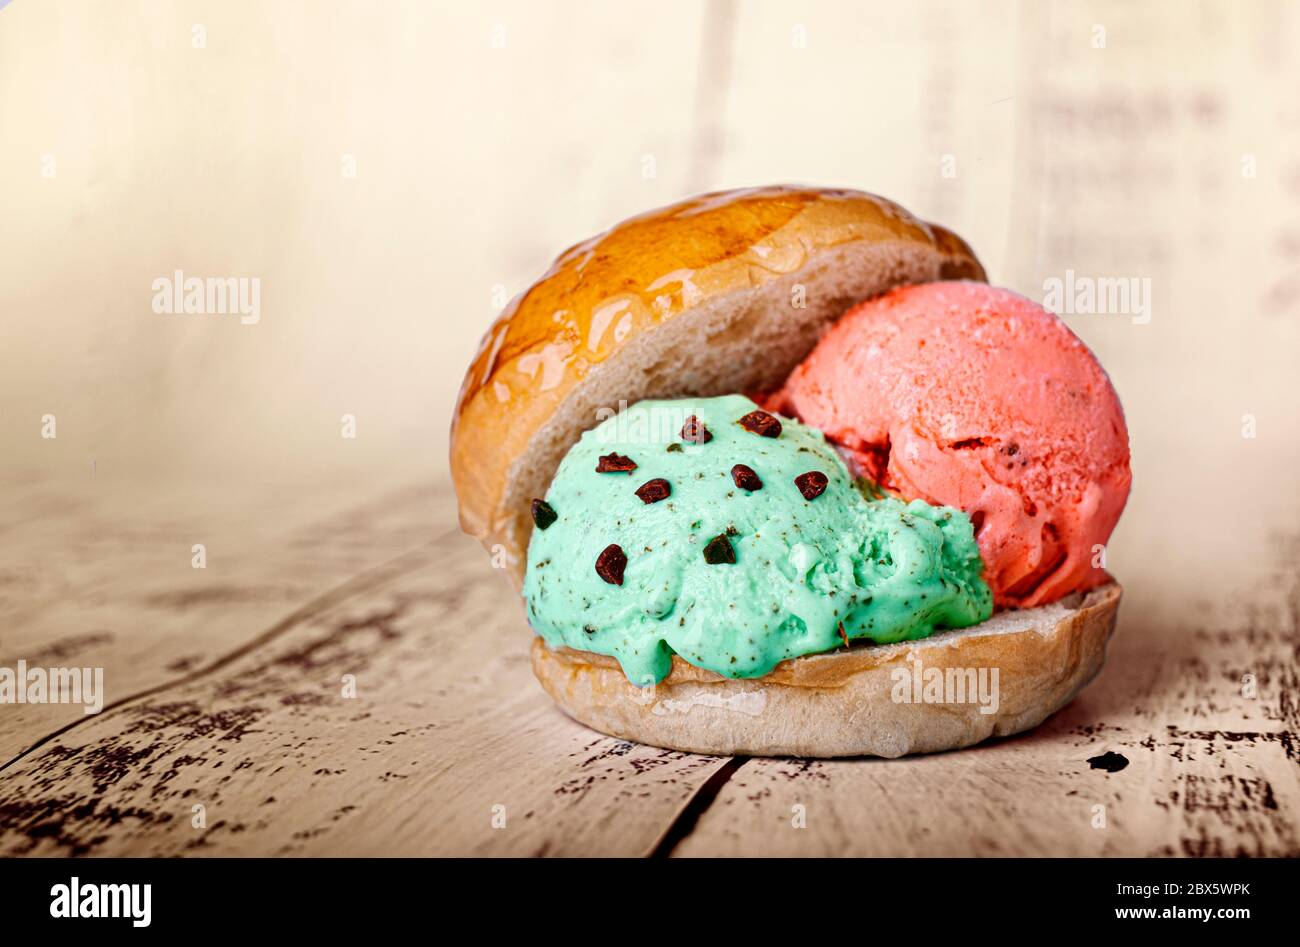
[451, 186, 986, 583]
[531, 581, 1120, 758]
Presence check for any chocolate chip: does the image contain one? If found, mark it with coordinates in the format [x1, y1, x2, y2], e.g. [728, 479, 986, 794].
[530, 498, 557, 530]
[737, 410, 782, 438]
[666, 443, 683, 453]
[703, 533, 736, 565]
[731, 464, 762, 491]
[595, 453, 636, 473]
[634, 478, 671, 504]
[795, 471, 829, 500]
[680, 415, 712, 444]
[595, 544, 627, 585]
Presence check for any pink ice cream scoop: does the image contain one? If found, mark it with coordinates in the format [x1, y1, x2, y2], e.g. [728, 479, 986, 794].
[769, 281, 1131, 609]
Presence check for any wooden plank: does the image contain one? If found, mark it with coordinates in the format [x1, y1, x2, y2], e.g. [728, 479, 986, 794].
[0, 475, 444, 762]
[0, 511, 728, 856]
[2, 0, 1298, 860]
[670, 553, 1300, 857]
[4, 484, 1296, 856]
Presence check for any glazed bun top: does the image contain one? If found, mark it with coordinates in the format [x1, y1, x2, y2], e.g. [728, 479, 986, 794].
[450, 185, 987, 585]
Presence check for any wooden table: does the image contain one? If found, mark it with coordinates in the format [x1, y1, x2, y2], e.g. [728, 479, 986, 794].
[2, 475, 1296, 857]
[4, 0, 1299, 859]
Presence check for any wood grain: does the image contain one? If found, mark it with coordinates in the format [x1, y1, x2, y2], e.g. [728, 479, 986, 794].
[2, 0, 1299, 858]
[0, 486, 729, 856]
[670, 540, 1300, 857]
[0, 475, 442, 761]
[2, 485, 1295, 857]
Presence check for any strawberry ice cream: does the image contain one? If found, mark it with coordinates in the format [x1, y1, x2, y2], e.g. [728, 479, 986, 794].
[770, 281, 1131, 608]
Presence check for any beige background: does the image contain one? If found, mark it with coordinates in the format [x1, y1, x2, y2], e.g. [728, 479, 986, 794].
[4, 0, 1299, 617]
[1, 0, 1299, 858]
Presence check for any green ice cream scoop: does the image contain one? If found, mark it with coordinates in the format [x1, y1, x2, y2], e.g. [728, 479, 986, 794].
[523, 395, 991, 685]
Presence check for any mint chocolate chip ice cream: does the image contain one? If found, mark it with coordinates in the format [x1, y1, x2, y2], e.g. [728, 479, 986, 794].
[523, 395, 992, 685]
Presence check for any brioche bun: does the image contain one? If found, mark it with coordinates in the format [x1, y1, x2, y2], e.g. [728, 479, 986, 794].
[532, 582, 1120, 758]
[450, 186, 986, 584]
[451, 185, 1121, 758]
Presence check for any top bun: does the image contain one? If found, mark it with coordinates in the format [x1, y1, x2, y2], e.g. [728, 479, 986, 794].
[450, 185, 986, 584]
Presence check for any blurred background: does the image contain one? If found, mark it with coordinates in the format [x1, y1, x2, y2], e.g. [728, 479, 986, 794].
[2, 0, 1298, 620]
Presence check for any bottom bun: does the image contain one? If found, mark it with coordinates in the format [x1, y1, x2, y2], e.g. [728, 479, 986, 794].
[531, 581, 1121, 758]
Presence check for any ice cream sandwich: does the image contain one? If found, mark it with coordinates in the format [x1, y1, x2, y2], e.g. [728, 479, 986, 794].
[451, 186, 1129, 758]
